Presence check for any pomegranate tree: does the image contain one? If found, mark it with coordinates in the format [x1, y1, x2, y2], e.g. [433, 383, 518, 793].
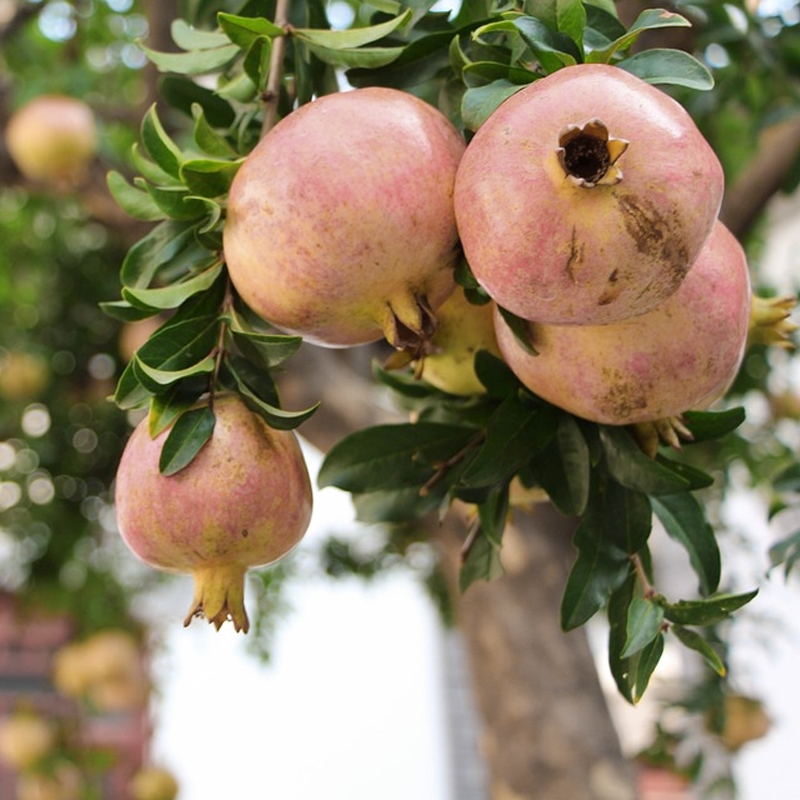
[114, 395, 313, 632]
[494, 221, 751, 425]
[454, 64, 724, 325]
[223, 87, 465, 350]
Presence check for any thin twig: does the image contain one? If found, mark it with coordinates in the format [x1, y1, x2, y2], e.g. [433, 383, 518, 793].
[261, 0, 293, 138]
[419, 432, 486, 497]
[631, 552, 657, 599]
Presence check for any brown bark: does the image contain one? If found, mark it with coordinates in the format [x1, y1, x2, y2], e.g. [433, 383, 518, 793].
[278, 351, 637, 799]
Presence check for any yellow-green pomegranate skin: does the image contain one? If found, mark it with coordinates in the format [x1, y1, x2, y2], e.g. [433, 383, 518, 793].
[455, 64, 725, 326]
[223, 87, 466, 348]
[495, 221, 751, 425]
[114, 395, 312, 631]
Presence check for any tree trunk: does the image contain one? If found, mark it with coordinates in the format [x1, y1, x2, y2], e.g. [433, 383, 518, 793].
[279, 346, 637, 800]
[436, 504, 636, 800]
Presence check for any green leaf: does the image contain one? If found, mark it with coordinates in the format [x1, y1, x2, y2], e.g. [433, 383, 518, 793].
[622, 595, 665, 657]
[595, 480, 652, 554]
[654, 456, 714, 491]
[218, 12, 285, 50]
[462, 80, 526, 130]
[134, 354, 216, 390]
[461, 396, 556, 487]
[302, 42, 404, 69]
[144, 184, 209, 220]
[294, 11, 412, 49]
[180, 158, 242, 197]
[652, 493, 720, 595]
[122, 264, 223, 311]
[318, 423, 476, 493]
[225, 351, 280, 407]
[190, 104, 238, 158]
[460, 529, 504, 592]
[681, 407, 745, 442]
[114, 359, 154, 410]
[671, 625, 726, 676]
[556, 0, 587, 50]
[231, 378, 319, 431]
[138, 41, 240, 75]
[148, 385, 205, 438]
[161, 77, 236, 129]
[587, 8, 690, 62]
[100, 300, 158, 323]
[171, 19, 230, 50]
[599, 426, 689, 495]
[513, 15, 582, 66]
[107, 171, 164, 221]
[530, 414, 591, 516]
[497, 305, 538, 355]
[660, 589, 758, 626]
[159, 405, 216, 475]
[121, 221, 192, 293]
[618, 49, 714, 91]
[230, 329, 302, 368]
[141, 104, 184, 179]
[560, 515, 631, 630]
[136, 313, 220, 373]
[631, 633, 665, 702]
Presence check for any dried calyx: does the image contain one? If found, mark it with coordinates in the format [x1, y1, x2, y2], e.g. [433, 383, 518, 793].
[557, 119, 628, 188]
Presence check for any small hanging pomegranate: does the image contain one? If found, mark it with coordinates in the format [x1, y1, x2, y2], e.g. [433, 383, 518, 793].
[455, 63, 724, 326]
[114, 394, 313, 632]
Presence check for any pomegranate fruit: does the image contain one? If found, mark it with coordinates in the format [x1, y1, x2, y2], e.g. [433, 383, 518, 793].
[0, 710, 56, 771]
[494, 221, 751, 425]
[114, 394, 312, 632]
[413, 288, 502, 395]
[454, 64, 724, 326]
[223, 87, 465, 349]
[4, 95, 97, 189]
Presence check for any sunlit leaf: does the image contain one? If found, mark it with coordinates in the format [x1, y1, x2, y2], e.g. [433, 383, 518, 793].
[141, 104, 184, 179]
[107, 171, 164, 221]
[139, 41, 240, 75]
[123, 264, 223, 311]
[622, 595, 665, 657]
[293, 11, 412, 49]
[618, 49, 714, 91]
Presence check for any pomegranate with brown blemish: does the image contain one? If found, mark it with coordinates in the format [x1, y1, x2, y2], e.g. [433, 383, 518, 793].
[454, 63, 724, 325]
[494, 221, 751, 425]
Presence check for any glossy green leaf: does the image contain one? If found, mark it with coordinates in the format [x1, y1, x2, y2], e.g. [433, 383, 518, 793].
[123, 264, 222, 311]
[218, 12, 285, 50]
[134, 354, 216, 390]
[587, 8, 690, 62]
[462, 80, 526, 130]
[560, 515, 631, 630]
[661, 589, 758, 626]
[622, 595, 665, 657]
[618, 49, 714, 91]
[556, 0, 587, 49]
[513, 15, 581, 65]
[225, 351, 280, 408]
[161, 77, 236, 129]
[652, 493, 720, 595]
[136, 313, 220, 373]
[159, 405, 216, 476]
[230, 329, 302, 368]
[180, 158, 242, 197]
[100, 300, 159, 323]
[671, 625, 726, 676]
[596, 480, 652, 554]
[107, 171, 164, 221]
[599, 426, 689, 495]
[171, 19, 230, 50]
[318, 423, 476, 493]
[139, 41, 240, 75]
[294, 11, 412, 49]
[461, 396, 556, 487]
[681, 407, 745, 442]
[230, 377, 319, 431]
[114, 360, 154, 410]
[302, 41, 404, 68]
[473, 350, 522, 397]
[148, 385, 205, 438]
[120, 220, 199, 290]
[131, 143, 180, 186]
[145, 184, 209, 220]
[654, 456, 714, 491]
[141, 104, 184, 179]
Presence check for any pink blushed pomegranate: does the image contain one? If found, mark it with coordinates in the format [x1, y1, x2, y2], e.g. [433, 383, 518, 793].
[224, 87, 466, 350]
[455, 64, 724, 326]
[114, 395, 312, 632]
[494, 221, 751, 425]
